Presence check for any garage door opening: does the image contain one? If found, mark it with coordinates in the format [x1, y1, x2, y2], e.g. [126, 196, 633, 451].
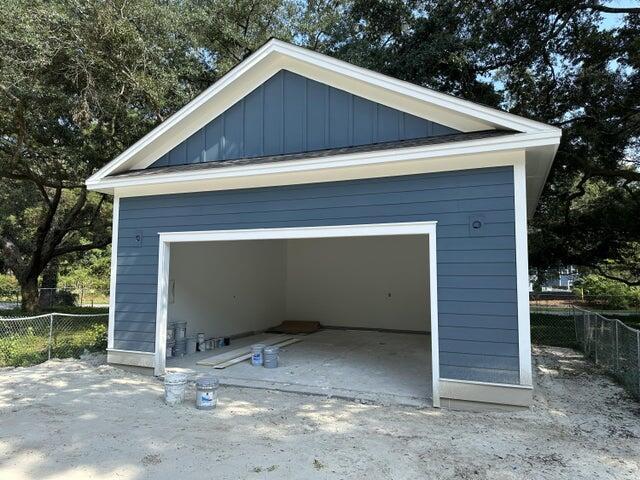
[155, 223, 439, 406]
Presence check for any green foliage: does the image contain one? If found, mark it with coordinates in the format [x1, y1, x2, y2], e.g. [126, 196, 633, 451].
[0, 273, 18, 292]
[0, 316, 108, 367]
[59, 246, 111, 291]
[1, 0, 638, 297]
[530, 313, 579, 348]
[320, 1, 640, 283]
[575, 274, 640, 310]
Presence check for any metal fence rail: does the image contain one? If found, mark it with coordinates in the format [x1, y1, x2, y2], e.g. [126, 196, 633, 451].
[0, 313, 108, 367]
[573, 306, 640, 400]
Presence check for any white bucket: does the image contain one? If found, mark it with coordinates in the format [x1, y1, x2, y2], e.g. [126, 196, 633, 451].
[186, 336, 198, 354]
[166, 341, 175, 358]
[195, 376, 219, 410]
[174, 322, 187, 340]
[164, 373, 188, 406]
[263, 346, 279, 368]
[251, 344, 266, 366]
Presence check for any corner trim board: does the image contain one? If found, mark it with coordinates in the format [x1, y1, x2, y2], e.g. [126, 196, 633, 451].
[513, 155, 533, 386]
[107, 196, 119, 350]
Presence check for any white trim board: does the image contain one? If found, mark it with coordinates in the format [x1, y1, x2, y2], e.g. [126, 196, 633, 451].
[103, 148, 554, 219]
[153, 221, 441, 407]
[513, 154, 533, 386]
[107, 196, 119, 350]
[86, 39, 561, 191]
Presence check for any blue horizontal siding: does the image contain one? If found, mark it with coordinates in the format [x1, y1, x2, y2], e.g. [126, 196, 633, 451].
[114, 166, 520, 384]
[148, 70, 458, 168]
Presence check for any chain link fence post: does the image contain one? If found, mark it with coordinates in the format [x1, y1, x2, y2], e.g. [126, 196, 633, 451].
[637, 330, 640, 399]
[615, 320, 619, 375]
[47, 313, 54, 360]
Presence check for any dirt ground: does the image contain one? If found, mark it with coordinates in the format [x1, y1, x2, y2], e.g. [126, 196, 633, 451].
[0, 346, 638, 480]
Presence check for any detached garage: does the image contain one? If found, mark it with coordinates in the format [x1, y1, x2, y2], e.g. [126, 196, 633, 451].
[86, 39, 561, 409]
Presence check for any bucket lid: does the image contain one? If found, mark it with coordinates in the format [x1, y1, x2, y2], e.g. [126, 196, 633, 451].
[196, 376, 219, 388]
[174, 321, 187, 327]
[251, 344, 266, 350]
[165, 373, 187, 384]
[263, 346, 280, 354]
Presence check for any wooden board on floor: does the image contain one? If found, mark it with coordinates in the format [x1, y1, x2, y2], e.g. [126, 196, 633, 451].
[212, 338, 302, 369]
[195, 334, 292, 367]
[267, 320, 321, 334]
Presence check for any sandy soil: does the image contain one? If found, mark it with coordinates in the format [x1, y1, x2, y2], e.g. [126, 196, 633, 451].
[0, 346, 638, 480]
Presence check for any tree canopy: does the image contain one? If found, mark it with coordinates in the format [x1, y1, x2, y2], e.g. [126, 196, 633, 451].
[316, 0, 639, 284]
[0, 0, 638, 311]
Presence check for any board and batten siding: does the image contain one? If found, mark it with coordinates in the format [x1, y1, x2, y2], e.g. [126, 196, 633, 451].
[148, 70, 458, 168]
[115, 166, 520, 384]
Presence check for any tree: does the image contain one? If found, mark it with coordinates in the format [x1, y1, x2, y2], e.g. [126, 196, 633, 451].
[319, 0, 640, 285]
[0, 0, 326, 312]
[0, 0, 208, 311]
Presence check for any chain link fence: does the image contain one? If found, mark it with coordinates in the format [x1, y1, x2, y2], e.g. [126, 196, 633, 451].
[573, 306, 640, 400]
[0, 313, 108, 367]
[0, 287, 110, 311]
[530, 292, 640, 315]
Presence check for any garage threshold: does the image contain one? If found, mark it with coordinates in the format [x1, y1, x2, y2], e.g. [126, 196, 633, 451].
[166, 329, 433, 408]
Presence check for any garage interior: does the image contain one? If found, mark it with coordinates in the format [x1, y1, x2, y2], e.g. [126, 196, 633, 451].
[165, 234, 433, 406]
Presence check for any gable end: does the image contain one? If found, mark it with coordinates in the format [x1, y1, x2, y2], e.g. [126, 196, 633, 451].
[149, 70, 459, 169]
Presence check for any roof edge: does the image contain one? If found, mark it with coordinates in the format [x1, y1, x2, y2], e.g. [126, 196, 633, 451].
[87, 39, 561, 186]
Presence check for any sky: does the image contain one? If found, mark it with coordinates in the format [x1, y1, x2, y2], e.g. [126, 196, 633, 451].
[599, 1, 638, 29]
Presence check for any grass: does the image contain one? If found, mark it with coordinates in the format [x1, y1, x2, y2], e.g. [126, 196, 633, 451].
[0, 307, 108, 367]
[531, 312, 640, 349]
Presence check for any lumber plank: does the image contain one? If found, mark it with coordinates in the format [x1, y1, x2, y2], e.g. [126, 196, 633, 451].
[195, 334, 291, 367]
[212, 338, 302, 369]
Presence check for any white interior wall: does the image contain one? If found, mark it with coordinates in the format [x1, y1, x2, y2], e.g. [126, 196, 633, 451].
[168, 240, 286, 338]
[285, 235, 430, 331]
[168, 235, 429, 337]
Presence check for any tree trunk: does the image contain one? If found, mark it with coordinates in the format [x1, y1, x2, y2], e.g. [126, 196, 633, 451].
[21, 276, 40, 313]
[39, 259, 59, 309]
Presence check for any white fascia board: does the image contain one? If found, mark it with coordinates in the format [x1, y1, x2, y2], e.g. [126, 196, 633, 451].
[86, 39, 561, 186]
[87, 131, 560, 193]
[272, 40, 559, 135]
[86, 40, 279, 182]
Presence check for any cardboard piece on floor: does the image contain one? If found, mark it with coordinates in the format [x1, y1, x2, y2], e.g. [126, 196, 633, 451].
[212, 337, 302, 369]
[195, 334, 292, 367]
[267, 320, 321, 334]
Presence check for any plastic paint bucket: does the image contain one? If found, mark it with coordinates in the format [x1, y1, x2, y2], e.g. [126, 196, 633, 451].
[197, 333, 205, 351]
[164, 373, 187, 406]
[216, 338, 224, 348]
[263, 346, 280, 368]
[251, 344, 266, 366]
[195, 376, 219, 410]
[166, 340, 175, 358]
[186, 336, 198, 354]
[174, 338, 187, 357]
[167, 323, 176, 342]
[174, 322, 187, 340]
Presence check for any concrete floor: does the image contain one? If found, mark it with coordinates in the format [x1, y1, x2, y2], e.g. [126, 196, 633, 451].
[167, 329, 432, 407]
